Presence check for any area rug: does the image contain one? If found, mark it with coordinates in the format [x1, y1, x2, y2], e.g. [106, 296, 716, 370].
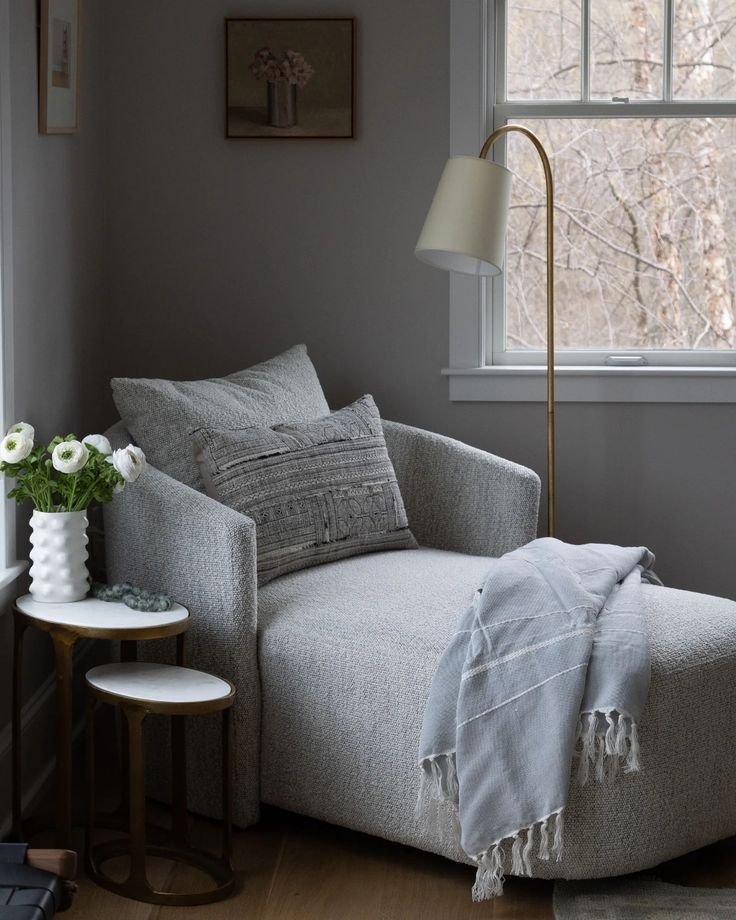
[554, 876, 736, 918]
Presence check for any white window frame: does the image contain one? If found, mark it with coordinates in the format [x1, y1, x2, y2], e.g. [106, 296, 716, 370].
[446, 0, 736, 402]
[0, 0, 28, 593]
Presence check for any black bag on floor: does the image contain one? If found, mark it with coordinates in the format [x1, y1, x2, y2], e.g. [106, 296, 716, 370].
[0, 845, 64, 920]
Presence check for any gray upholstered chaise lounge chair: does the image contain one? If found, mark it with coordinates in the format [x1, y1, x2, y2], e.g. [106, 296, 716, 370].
[103, 419, 736, 882]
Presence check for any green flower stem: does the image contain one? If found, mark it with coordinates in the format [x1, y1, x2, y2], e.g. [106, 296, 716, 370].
[69, 483, 93, 512]
[67, 474, 77, 512]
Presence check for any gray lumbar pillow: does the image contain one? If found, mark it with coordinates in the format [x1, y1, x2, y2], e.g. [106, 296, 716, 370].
[111, 344, 330, 491]
[193, 394, 417, 585]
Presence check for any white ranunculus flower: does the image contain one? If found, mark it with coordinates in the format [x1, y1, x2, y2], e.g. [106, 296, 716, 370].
[0, 432, 33, 464]
[109, 445, 146, 483]
[7, 422, 34, 443]
[82, 433, 112, 456]
[52, 440, 89, 474]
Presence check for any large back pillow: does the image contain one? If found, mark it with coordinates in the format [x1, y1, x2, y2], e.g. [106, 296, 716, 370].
[111, 344, 330, 491]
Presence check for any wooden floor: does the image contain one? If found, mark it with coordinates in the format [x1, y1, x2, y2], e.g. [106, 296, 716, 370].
[63, 806, 736, 920]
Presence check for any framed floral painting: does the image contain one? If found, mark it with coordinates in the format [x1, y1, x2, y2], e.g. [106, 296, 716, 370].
[39, 0, 80, 134]
[225, 18, 355, 139]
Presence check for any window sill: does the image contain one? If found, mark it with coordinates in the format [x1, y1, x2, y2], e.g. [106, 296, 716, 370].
[0, 561, 28, 612]
[442, 365, 736, 402]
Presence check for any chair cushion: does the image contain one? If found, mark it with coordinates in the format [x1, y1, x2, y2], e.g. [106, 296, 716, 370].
[193, 395, 416, 585]
[111, 344, 329, 491]
[258, 547, 736, 879]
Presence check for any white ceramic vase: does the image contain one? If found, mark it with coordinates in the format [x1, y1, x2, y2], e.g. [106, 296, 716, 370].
[29, 509, 90, 603]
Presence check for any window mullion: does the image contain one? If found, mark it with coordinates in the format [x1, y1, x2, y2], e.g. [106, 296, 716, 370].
[495, 0, 506, 107]
[581, 0, 591, 102]
[663, 0, 674, 101]
[495, 100, 736, 119]
[489, 0, 506, 367]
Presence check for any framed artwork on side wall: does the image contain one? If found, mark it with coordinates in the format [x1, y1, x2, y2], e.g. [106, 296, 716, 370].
[225, 18, 355, 139]
[39, 0, 80, 134]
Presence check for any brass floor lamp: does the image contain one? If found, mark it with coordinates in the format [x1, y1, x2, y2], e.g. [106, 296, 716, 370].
[415, 126, 556, 536]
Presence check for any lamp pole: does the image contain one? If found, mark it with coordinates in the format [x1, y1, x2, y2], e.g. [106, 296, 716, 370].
[479, 125, 555, 537]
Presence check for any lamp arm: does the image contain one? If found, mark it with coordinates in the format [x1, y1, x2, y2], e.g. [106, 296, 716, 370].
[479, 125, 555, 537]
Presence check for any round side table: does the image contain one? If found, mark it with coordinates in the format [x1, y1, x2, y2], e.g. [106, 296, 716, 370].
[12, 594, 190, 848]
[85, 662, 235, 906]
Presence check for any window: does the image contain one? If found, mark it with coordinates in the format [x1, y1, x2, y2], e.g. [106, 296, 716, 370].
[490, 0, 736, 368]
[447, 0, 736, 396]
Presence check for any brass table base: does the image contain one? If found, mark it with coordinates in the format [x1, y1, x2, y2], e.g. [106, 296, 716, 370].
[12, 598, 190, 849]
[85, 672, 235, 906]
[86, 839, 235, 906]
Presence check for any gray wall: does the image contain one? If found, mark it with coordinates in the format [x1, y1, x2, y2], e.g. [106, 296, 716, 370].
[0, 0, 108, 823]
[100, 0, 736, 599]
[11, 0, 108, 438]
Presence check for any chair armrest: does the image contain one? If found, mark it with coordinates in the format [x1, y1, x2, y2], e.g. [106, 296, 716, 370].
[382, 420, 540, 558]
[103, 422, 260, 828]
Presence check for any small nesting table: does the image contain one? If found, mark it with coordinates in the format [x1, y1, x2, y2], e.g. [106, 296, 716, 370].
[85, 662, 235, 906]
[12, 594, 190, 848]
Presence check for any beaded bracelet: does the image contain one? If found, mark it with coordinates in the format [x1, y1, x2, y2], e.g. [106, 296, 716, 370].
[90, 581, 173, 612]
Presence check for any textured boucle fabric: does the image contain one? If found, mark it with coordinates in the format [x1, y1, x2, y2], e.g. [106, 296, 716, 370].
[381, 421, 540, 556]
[194, 395, 417, 586]
[258, 549, 736, 879]
[102, 419, 540, 832]
[103, 421, 260, 829]
[111, 344, 330, 492]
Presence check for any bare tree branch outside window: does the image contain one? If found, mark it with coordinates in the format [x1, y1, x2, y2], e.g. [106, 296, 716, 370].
[503, 0, 736, 352]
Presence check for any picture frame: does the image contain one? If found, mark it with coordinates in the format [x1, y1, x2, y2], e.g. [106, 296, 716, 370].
[225, 17, 355, 140]
[39, 0, 80, 135]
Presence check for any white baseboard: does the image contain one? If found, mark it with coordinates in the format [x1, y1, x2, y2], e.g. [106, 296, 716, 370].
[0, 638, 97, 839]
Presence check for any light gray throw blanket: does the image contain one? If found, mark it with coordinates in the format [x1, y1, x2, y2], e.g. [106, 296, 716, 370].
[417, 538, 660, 901]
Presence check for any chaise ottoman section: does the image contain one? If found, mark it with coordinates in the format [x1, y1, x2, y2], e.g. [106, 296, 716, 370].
[258, 548, 736, 879]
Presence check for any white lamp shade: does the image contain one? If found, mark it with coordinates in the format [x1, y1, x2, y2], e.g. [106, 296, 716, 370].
[415, 156, 512, 276]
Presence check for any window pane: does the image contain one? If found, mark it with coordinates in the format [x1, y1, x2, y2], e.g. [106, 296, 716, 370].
[591, 1, 663, 100]
[506, 0, 581, 100]
[673, 1, 736, 99]
[504, 117, 736, 351]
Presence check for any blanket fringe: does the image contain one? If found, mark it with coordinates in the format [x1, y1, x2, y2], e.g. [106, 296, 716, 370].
[552, 808, 564, 861]
[510, 834, 524, 876]
[415, 755, 461, 850]
[575, 709, 642, 785]
[472, 843, 504, 901]
[470, 808, 565, 901]
[522, 823, 535, 875]
[418, 756, 569, 901]
[416, 753, 459, 808]
[626, 720, 641, 773]
[538, 816, 550, 861]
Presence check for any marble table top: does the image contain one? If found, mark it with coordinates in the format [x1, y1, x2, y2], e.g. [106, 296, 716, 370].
[86, 662, 232, 705]
[15, 593, 189, 634]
